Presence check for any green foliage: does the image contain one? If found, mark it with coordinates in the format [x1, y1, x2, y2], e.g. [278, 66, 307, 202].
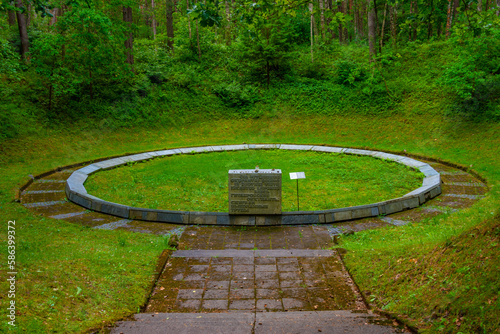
[0, 36, 20, 74]
[334, 59, 367, 86]
[213, 81, 258, 108]
[440, 30, 500, 119]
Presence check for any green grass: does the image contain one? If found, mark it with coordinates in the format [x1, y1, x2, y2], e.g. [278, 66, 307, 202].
[85, 150, 423, 212]
[0, 114, 498, 333]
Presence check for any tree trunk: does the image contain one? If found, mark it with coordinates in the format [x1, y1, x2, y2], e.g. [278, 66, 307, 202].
[446, 0, 454, 38]
[50, 7, 60, 26]
[151, 0, 157, 39]
[225, 0, 231, 44]
[368, 0, 376, 62]
[325, 0, 335, 40]
[15, 0, 29, 61]
[477, 0, 482, 11]
[8, 2, 17, 26]
[186, 0, 192, 39]
[427, 0, 434, 39]
[390, 3, 397, 49]
[123, 6, 134, 67]
[319, 0, 326, 40]
[342, 0, 349, 42]
[497, 0, 500, 16]
[338, 1, 344, 44]
[379, 2, 387, 52]
[309, 2, 314, 63]
[353, 0, 359, 38]
[166, 0, 175, 50]
[412, 1, 418, 40]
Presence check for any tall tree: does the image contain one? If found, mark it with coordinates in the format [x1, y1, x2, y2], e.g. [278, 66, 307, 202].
[123, 6, 134, 66]
[151, 0, 157, 39]
[390, 2, 397, 49]
[15, 0, 29, 61]
[319, 0, 326, 40]
[166, 0, 174, 50]
[8, 1, 17, 25]
[224, 0, 231, 44]
[367, 0, 376, 61]
[309, 2, 314, 63]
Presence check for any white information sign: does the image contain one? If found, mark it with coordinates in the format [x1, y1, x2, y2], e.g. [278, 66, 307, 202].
[289, 172, 306, 180]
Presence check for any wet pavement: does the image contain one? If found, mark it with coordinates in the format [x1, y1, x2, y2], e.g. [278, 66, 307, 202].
[19, 158, 487, 334]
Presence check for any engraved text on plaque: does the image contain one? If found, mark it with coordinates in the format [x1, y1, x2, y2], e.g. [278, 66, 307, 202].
[228, 169, 282, 215]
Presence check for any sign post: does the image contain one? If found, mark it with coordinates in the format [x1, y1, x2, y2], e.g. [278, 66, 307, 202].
[289, 172, 306, 211]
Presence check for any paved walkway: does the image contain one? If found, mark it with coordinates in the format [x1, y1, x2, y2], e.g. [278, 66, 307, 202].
[19, 158, 487, 334]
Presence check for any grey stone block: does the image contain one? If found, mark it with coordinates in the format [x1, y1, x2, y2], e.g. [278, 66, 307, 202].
[281, 214, 319, 225]
[76, 164, 101, 175]
[189, 213, 217, 225]
[66, 180, 87, 195]
[370, 152, 404, 162]
[343, 148, 374, 156]
[279, 144, 314, 151]
[178, 146, 214, 154]
[248, 144, 280, 149]
[94, 157, 127, 170]
[423, 174, 441, 187]
[229, 215, 255, 225]
[69, 192, 91, 208]
[152, 149, 182, 157]
[255, 216, 281, 226]
[333, 210, 352, 221]
[66, 172, 88, 195]
[122, 153, 154, 163]
[371, 207, 379, 216]
[217, 215, 230, 225]
[419, 164, 440, 177]
[86, 195, 108, 212]
[398, 157, 428, 168]
[384, 201, 403, 215]
[401, 196, 419, 209]
[211, 144, 248, 151]
[157, 211, 187, 224]
[67, 171, 88, 186]
[310, 146, 343, 153]
[99, 202, 130, 218]
[129, 208, 158, 221]
[324, 213, 335, 223]
[351, 206, 376, 219]
[430, 185, 442, 198]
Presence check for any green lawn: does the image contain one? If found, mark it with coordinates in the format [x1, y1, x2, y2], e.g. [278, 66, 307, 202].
[0, 114, 498, 333]
[85, 150, 423, 212]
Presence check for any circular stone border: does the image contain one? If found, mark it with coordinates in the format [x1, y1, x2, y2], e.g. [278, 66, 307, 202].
[65, 144, 442, 226]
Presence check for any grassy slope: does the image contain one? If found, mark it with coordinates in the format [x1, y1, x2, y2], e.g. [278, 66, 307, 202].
[0, 114, 498, 333]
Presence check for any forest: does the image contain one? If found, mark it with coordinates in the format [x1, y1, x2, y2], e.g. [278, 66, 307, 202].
[1, 0, 500, 333]
[1, 0, 499, 138]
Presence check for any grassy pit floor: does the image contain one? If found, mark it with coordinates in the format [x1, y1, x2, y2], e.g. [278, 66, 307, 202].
[85, 150, 423, 212]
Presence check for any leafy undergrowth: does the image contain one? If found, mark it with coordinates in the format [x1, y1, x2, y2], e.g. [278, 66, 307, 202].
[340, 201, 500, 333]
[85, 150, 423, 212]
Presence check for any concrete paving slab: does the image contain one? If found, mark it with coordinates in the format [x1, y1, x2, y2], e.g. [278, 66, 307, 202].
[254, 311, 409, 334]
[112, 313, 255, 334]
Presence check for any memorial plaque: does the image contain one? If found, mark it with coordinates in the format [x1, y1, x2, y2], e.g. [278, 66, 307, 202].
[228, 169, 282, 215]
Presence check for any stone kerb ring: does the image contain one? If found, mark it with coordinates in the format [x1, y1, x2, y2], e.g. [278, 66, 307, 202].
[65, 144, 441, 226]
